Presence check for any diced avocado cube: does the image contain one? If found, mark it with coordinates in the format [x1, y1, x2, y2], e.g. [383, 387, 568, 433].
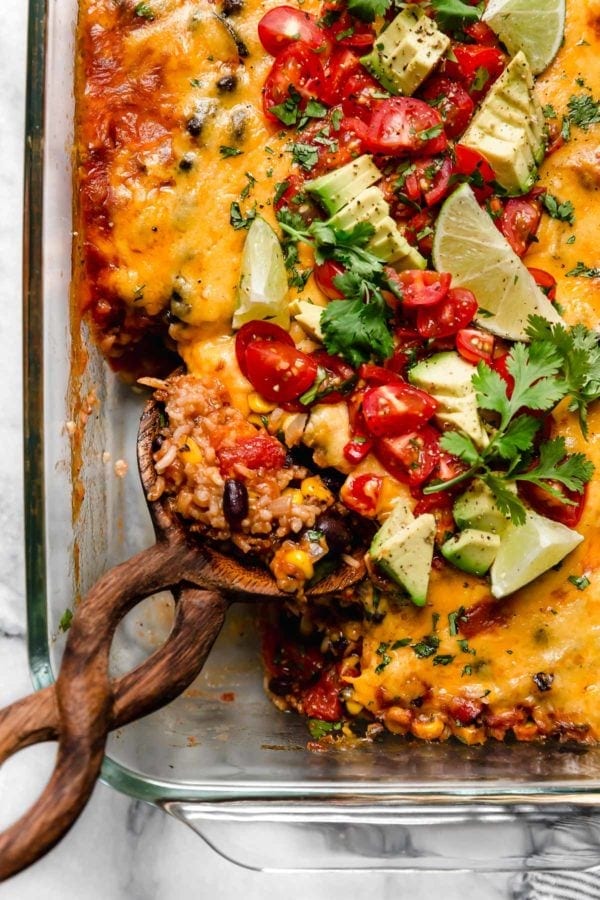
[306, 156, 382, 216]
[370, 513, 436, 606]
[290, 299, 325, 342]
[329, 185, 390, 232]
[441, 528, 501, 576]
[491, 512, 584, 599]
[453, 479, 513, 536]
[461, 52, 546, 195]
[361, 6, 450, 96]
[408, 351, 488, 448]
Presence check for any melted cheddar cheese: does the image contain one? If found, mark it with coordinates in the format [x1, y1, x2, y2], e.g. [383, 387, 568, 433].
[76, 0, 600, 742]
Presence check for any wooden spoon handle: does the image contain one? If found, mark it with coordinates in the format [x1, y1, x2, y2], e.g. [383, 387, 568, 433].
[0, 537, 226, 881]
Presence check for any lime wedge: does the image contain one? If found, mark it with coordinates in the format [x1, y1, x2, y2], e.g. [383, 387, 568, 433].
[233, 216, 289, 329]
[490, 511, 583, 599]
[483, 0, 565, 75]
[432, 184, 563, 341]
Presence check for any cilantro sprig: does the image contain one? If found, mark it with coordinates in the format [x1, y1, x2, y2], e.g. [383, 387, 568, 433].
[277, 209, 395, 364]
[424, 319, 598, 524]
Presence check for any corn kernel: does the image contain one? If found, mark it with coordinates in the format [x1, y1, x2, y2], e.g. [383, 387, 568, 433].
[301, 476, 333, 503]
[248, 392, 276, 414]
[284, 488, 304, 505]
[178, 436, 203, 465]
[411, 716, 445, 741]
[247, 413, 264, 428]
[283, 548, 314, 580]
[345, 699, 363, 716]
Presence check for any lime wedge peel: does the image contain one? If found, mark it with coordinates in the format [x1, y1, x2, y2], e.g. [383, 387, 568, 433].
[483, 0, 566, 75]
[432, 184, 563, 342]
[233, 216, 289, 329]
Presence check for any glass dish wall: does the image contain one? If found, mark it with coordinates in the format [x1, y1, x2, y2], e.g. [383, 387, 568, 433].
[23, 0, 600, 871]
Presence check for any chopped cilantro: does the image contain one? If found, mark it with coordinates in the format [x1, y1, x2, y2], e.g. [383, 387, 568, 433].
[448, 608, 464, 637]
[568, 574, 591, 591]
[274, 181, 290, 204]
[134, 2, 155, 19]
[430, 0, 483, 32]
[457, 639, 475, 655]
[290, 142, 319, 171]
[566, 261, 600, 278]
[542, 104, 557, 119]
[229, 202, 256, 230]
[308, 719, 343, 739]
[412, 634, 440, 659]
[59, 609, 73, 632]
[565, 93, 600, 130]
[542, 193, 575, 225]
[472, 66, 489, 93]
[391, 638, 412, 649]
[419, 124, 443, 142]
[220, 145, 243, 158]
[461, 665, 473, 677]
[433, 654, 455, 666]
[240, 172, 256, 199]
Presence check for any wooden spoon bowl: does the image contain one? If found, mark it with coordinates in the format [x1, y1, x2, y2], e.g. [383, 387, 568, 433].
[0, 384, 366, 881]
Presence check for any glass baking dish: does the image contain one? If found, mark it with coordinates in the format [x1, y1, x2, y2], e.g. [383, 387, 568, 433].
[23, 0, 600, 872]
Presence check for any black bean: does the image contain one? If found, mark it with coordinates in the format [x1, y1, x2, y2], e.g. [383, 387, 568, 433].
[319, 467, 346, 493]
[315, 512, 351, 554]
[186, 115, 203, 137]
[223, 478, 249, 528]
[178, 153, 195, 171]
[268, 676, 292, 696]
[152, 434, 165, 453]
[533, 672, 554, 692]
[217, 75, 237, 92]
[222, 0, 244, 15]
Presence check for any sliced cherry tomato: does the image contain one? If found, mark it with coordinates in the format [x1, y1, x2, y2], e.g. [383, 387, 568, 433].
[453, 144, 496, 201]
[463, 21, 500, 47]
[309, 350, 356, 404]
[375, 425, 441, 486]
[519, 482, 587, 528]
[443, 44, 506, 98]
[404, 209, 436, 256]
[416, 288, 478, 339]
[420, 76, 475, 139]
[235, 321, 294, 377]
[456, 328, 495, 364]
[528, 267, 557, 302]
[497, 197, 542, 258]
[340, 472, 383, 516]
[362, 383, 438, 437]
[364, 98, 447, 157]
[343, 435, 373, 465]
[435, 450, 469, 484]
[320, 48, 362, 107]
[306, 116, 367, 174]
[218, 434, 287, 474]
[314, 260, 346, 299]
[340, 69, 383, 120]
[384, 328, 425, 377]
[326, 10, 375, 49]
[258, 7, 331, 56]
[274, 173, 306, 212]
[393, 269, 452, 309]
[402, 157, 453, 208]
[301, 666, 343, 721]
[245, 340, 319, 402]
[263, 44, 325, 122]
[358, 363, 404, 386]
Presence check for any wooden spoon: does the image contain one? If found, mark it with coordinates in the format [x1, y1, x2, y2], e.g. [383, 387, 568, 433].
[0, 390, 366, 881]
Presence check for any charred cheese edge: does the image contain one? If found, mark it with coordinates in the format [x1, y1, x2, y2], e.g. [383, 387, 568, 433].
[75, 0, 600, 742]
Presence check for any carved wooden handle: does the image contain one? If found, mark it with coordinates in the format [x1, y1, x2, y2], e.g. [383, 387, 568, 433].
[0, 544, 228, 881]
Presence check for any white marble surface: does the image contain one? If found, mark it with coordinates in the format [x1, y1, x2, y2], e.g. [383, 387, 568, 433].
[0, 3, 594, 898]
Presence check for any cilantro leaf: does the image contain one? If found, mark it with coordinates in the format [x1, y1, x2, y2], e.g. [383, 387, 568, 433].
[439, 431, 480, 467]
[347, 0, 391, 23]
[220, 145, 243, 158]
[542, 193, 575, 225]
[483, 474, 528, 526]
[566, 261, 600, 278]
[290, 142, 319, 171]
[430, 0, 483, 32]
[515, 437, 595, 495]
[493, 415, 540, 461]
[308, 719, 342, 739]
[565, 93, 600, 131]
[321, 295, 393, 366]
[229, 202, 256, 230]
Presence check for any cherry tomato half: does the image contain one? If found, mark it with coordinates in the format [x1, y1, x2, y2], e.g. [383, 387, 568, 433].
[358, 363, 404, 386]
[314, 259, 346, 299]
[218, 434, 287, 475]
[453, 144, 496, 201]
[416, 288, 479, 339]
[413, 491, 456, 544]
[258, 7, 331, 56]
[420, 76, 475, 139]
[528, 267, 557, 302]
[463, 21, 500, 47]
[375, 425, 441, 486]
[301, 666, 343, 722]
[497, 197, 542, 257]
[444, 44, 506, 98]
[491, 352, 515, 396]
[340, 472, 383, 517]
[402, 157, 453, 208]
[343, 435, 373, 465]
[309, 350, 356, 404]
[362, 383, 438, 437]
[365, 98, 447, 157]
[404, 209, 436, 257]
[245, 340, 319, 402]
[456, 328, 495, 364]
[393, 269, 452, 309]
[519, 481, 587, 528]
[235, 321, 294, 378]
[320, 48, 362, 107]
[263, 44, 325, 121]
